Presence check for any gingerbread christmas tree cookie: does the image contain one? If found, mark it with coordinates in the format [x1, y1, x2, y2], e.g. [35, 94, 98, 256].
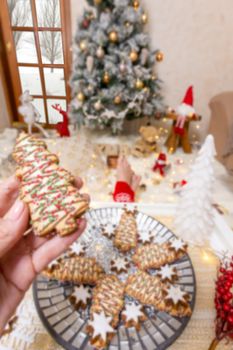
[114, 208, 138, 252]
[90, 275, 125, 328]
[13, 132, 89, 236]
[125, 271, 165, 310]
[125, 271, 192, 318]
[42, 256, 105, 285]
[132, 238, 187, 270]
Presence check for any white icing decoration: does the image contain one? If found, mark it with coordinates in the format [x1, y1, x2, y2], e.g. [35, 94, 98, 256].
[157, 264, 176, 281]
[170, 238, 186, 251]
[122, 303, 144, 323]
[72, 285, 91, 304]
[125, 206, 136, 214]
[103, 222, 115, 237]
[111, 256, 129, 272]
[88, 311, 115, 342]
[47, 252, 68, 269]
[47, 260, 56, 269]
[71, 241, 86, 255]
[138, 229, 152, 243]
[165, 285, 187, 305]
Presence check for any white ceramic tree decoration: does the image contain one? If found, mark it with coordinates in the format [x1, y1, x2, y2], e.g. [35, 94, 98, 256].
[175, 134, 217, 246]
[18, 90, 49, 137]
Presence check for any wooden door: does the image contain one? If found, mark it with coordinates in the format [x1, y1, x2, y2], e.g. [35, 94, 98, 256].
[0, 0, 72, 127]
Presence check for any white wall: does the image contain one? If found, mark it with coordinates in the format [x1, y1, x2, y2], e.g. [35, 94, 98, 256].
[71, 0, 233, 138]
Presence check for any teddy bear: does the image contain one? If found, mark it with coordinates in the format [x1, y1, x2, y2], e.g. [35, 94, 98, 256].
[132, 125, 159, 157]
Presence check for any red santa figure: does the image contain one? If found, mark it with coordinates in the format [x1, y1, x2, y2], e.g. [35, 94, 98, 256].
[153, 153, 167, 176]
[52, 104, 70, 137]
[175, 86, 195, 135]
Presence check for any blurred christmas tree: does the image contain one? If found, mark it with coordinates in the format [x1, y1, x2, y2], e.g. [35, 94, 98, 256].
[69, 0, 164, 133]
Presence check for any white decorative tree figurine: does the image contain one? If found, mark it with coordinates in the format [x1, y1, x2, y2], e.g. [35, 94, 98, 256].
[18, 90, 49, 138]
[175, 134, 217, 246]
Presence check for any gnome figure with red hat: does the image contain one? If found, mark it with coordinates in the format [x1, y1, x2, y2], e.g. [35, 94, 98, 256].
[175, 86, 195, 135]
[165, 86, 201, 154]
[152, 153, 168, 176]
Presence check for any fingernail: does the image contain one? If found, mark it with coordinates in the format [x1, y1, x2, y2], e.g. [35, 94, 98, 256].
[6, 200, 25, 220]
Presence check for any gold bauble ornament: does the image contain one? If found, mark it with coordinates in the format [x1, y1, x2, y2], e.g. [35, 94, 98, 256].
[94, 0, 102, 5]
[133, 0, 140, 10]
[156, 51, 164, 62]
[125, 21, 131, 27]
[103, 72, 110, 84]
[143, 87, 150, 93]
[109, 31, 118, 43]
[114, 95, 122, 104]
[151, 74, 157, 80]
[130, 50, 138, 62]
[77, 92, 85, 102]
[79, 40, 87, 51]
[135, 79, 144, 89]
[142, 13, 148, 24]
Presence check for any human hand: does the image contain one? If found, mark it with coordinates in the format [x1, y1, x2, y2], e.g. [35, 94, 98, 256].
[116, 156, 133, 185]
[116, 156, 141, 192]
[0, 176, 88, 334]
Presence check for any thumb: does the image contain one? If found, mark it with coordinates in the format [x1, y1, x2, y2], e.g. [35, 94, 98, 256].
[0, 200, 29, 258]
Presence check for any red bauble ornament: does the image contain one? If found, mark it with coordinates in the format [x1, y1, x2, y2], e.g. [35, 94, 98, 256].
[223, 303, 231, 313]
[223, 294, 231, 302]
[220, 311, 226, 319]
[225, 281, 232, 289]
[217, 287, 224, 295]
[82, 19, 90, 29]
[228, 276, 233, 283]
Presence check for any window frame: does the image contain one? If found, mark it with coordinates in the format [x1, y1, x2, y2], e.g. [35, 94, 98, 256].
[0, 0, 72, 127]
